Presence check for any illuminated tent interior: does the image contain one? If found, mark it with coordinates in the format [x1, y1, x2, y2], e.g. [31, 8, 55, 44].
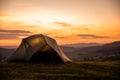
[5, 34, 71, 63]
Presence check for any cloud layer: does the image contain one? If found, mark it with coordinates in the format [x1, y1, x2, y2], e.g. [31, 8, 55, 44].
[0, 29, 32, 39]
[53, 22, 72, 27]
[0, 29, 31, 33]
[77, 34, 109, 39]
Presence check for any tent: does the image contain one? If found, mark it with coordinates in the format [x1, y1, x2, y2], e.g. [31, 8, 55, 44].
[6, 34, 71, 63]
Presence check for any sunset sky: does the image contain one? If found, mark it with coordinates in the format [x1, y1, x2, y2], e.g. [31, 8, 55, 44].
[0, 0, 120, 46]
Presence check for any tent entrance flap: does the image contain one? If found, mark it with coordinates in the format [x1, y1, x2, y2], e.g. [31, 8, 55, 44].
[29, 47, 64, 63]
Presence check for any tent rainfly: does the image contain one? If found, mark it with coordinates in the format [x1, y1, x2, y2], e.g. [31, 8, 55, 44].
[6, 34, 71, 63]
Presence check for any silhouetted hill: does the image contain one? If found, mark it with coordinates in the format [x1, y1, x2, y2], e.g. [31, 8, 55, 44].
[0, 47, 15, 61]
[62, 43, 101, 48]
[1, 41, 120, 61]
[0, 46, 17, 49]
[62, 41, 120, 61]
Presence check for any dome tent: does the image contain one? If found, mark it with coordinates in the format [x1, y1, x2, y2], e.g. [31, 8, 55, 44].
[6, 34, 71, 63]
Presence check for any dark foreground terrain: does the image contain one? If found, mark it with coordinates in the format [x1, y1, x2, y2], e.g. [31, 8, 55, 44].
[0, 61, 120, 80]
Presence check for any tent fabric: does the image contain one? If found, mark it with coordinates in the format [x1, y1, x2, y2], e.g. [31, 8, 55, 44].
[6, 34, 71, 63]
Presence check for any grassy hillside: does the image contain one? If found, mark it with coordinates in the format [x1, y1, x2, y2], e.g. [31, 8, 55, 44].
[0, 61, 120, 80]
[62, 41, 120, 61]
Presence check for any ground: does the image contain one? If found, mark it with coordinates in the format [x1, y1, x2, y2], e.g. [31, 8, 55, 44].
[0, 61, 120, 80]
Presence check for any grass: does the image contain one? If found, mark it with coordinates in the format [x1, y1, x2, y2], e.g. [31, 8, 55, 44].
[0, 61, 120, 80]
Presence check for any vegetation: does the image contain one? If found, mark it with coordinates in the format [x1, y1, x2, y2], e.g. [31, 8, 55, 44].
[0, 61, 120, 80]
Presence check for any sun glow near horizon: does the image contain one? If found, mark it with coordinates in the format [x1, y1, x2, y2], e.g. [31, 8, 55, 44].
[0, 13, 120, 46]
[0, 0, 120, 46]
[21, 14, 76, 28]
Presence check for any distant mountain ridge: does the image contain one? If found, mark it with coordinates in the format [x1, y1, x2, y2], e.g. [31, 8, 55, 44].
[0, 48, 15, 61]
[62, 43, 101, 48]
[62, 41, 120, 61]
[102, 41, 120, 47]
[0, 46, 17, 49]
[0, 41, 120, 61]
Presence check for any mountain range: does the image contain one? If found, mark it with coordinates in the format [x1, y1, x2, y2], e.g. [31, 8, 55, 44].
[0, 41, 120, 61]
[62, 43, 101, 48]
[61, 41, 120, 61]
[0, 48, 15, 61]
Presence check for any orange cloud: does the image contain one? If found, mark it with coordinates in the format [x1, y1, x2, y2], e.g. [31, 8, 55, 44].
[77, 34, 110, 39]
[0, 13, 9, 16]
[53, 21, 72, 27]
[0, 29, 32, 40]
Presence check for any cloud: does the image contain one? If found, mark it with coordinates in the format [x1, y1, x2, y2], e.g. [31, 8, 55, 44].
[77, 34, 109, 39]
[0, 29, 31, 33]
[0, 13, 9, 17]
[55, 36, 66, 39]
[0, 12, 13, 17]
[53, 22, 71, 27]
[0, 29, 32, 39]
